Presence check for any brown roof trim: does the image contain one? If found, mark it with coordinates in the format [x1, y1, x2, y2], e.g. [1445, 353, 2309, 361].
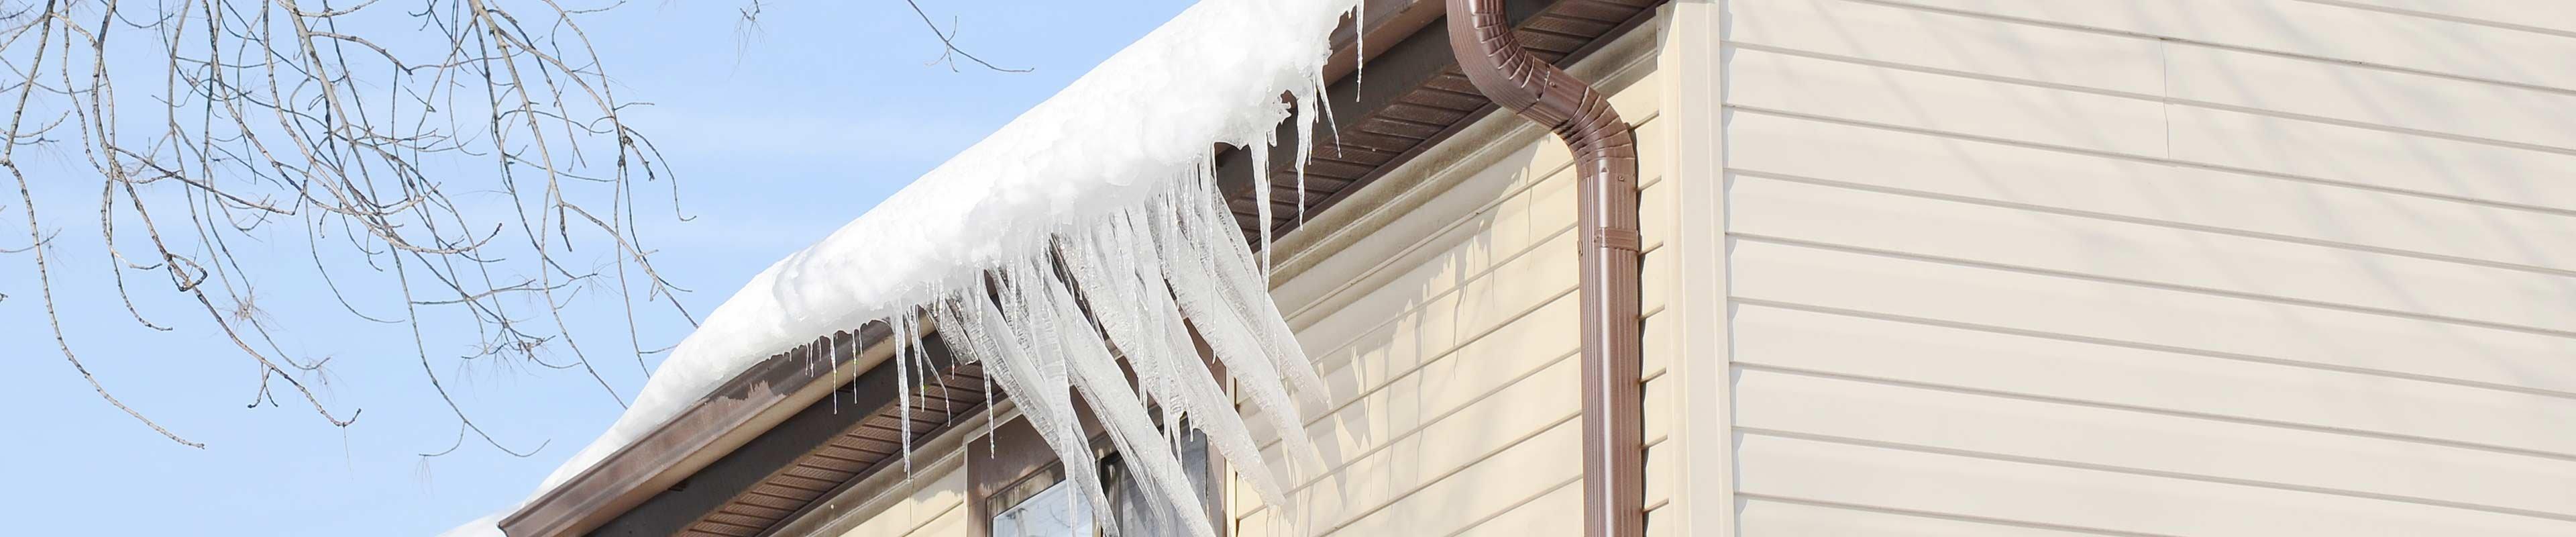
[717, 363, 988, 537]
[500, 322, 915, 537]
[597, 338, 987, 537]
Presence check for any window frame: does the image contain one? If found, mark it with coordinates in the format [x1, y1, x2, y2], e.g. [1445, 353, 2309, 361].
[967, 401, 1229, 537]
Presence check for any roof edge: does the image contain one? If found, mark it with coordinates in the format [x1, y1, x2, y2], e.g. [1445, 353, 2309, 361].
[493, 3, 1566, 533]
[492, 7, 1428, 533]
[498, 320, 914, 536]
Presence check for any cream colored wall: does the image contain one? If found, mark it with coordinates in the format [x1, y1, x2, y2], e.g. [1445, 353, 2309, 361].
[820, 465, 970, 537]
[1697, 0, 2576, 534]
[1237, 17, 1676, 537]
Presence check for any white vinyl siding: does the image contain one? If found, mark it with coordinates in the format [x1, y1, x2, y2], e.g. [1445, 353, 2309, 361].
[1236, 20, 1674, 537]
[1707, 0, 2576, 534]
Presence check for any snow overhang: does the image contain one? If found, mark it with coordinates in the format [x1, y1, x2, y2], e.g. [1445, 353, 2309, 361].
[490, 1, 1663, 535]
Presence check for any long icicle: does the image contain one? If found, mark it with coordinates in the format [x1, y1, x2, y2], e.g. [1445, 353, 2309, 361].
[1147, 185, 1326, 469]
[1031, 254, 1220, 537]
[945, 272, 1118, 532]
[894, 313, 915, 478]
[1180, 168, 1333, 409]
[1067, 211, 1295, 508]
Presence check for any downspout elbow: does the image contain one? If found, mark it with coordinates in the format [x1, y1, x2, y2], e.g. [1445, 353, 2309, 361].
[1444, 2, 1646, 537]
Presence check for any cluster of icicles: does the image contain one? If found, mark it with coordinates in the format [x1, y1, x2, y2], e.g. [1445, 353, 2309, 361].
[862, 168, 1331, 537]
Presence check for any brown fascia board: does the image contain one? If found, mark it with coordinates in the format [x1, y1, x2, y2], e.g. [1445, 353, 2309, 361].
[611, 340, 977, 537]
[499, 321, 914, 537]
[495, 10, 1446, 536]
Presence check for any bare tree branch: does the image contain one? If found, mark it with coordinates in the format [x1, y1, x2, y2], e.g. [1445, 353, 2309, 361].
[1, 0, 1023, 456]
[900, 0, 1026, 73]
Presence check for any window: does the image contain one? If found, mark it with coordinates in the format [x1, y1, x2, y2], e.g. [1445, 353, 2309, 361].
[982, 426, 1219, 537]
[990, 477, 1094, 537]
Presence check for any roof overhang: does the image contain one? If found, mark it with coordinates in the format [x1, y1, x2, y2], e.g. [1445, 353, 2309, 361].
[498, 1, 1664, 534]
[498, 323, 915, 536]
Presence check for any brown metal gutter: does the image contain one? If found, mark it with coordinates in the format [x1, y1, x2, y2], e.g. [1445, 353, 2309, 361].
[1444, 1, 1645, 536]
[500, 322, 912, 537]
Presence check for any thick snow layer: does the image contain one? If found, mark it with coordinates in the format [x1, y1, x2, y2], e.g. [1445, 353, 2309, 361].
[455, 0, 1358, 534]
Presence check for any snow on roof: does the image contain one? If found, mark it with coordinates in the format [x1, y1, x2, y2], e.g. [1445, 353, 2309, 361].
[450, 1, 1360, 534]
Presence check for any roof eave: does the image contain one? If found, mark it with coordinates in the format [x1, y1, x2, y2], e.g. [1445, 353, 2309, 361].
[498, 322, 904, 537]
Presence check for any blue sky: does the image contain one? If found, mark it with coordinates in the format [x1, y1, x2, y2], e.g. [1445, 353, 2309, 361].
[0, 1, 1191, 534]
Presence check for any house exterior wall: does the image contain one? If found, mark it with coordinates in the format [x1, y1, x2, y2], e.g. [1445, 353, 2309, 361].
[820, 465, 971, 537]
[1237, 17, 1676, 537]
[1683, 0, 2576, 534]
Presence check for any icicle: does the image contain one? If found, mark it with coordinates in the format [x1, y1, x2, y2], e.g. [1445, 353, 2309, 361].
[1066, 209, 1296, 508]
[1030, 257, 1220, 537]
[1178, 170, 1333, 409]
[917, 311, 956, 423]
[828, 334, 839, 415]
[1250, 132, 1277, 275]
[983, 368, 997, 456]
[1294, 87, 1316, 229]
[937, 278, 1118, 533]
[894, 313, 914, 478]
[1146, 188, 1328, 473]
[1322, 56, 1347, 168]
[1338, 0, 1368, 99]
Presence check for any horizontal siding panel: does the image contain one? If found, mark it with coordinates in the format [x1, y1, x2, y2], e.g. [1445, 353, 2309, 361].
[1721, 1, 2576, 535]
[1454, 477, 1583, 536]
[1640, 179, 1674, 257]
[1260, 185, 1680, 450]
[1728, 238, 2576, 399]
[1722, 1, 2576, 209]
[1281, 54, 1666, 332]
[1729, 0, 2576, 178]
[1715, 1, 2576, 213]
[1731, 0, 2163, 95]
[2319, 0, 2576, 34]
[1291, 165, 1572, 379]
[1643, 434, 1674, 507]
[1244, 303, 1590, 529]
[1238, 40, 1664, 537]
[1738, 498, 2102, 536]
[2167, 105, 2576, 211]
[1727, 46, 2167, 156]
[1244, 299, 1629, 534]
[1282, 226, 1580, 414]
[1316, 420, 1582, 536]
[834, 468, 965, 537]
[1642, 369, 1675, 444]
[904, 505, 966, 537]
[1642, 291, 1675, 380]
[1737, 366, 2576, 518]
[1288, 154, 1670, 393]
[1411, 371, 1668, 536]
[1731, 176, 2576, 335]
[1728, 293, 2576, 458]
[1277, 137, 1546, 327]
[2165, 43, 2576, 151]
[1244, 246, 1580, 448]
[1727, 112, 2576, 274]
[1737, 434, 2576, 536]
[1881, 0, 2576, 91]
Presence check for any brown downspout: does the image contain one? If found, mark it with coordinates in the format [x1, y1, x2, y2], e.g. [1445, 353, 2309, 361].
[1444, 1, 1645, 537]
